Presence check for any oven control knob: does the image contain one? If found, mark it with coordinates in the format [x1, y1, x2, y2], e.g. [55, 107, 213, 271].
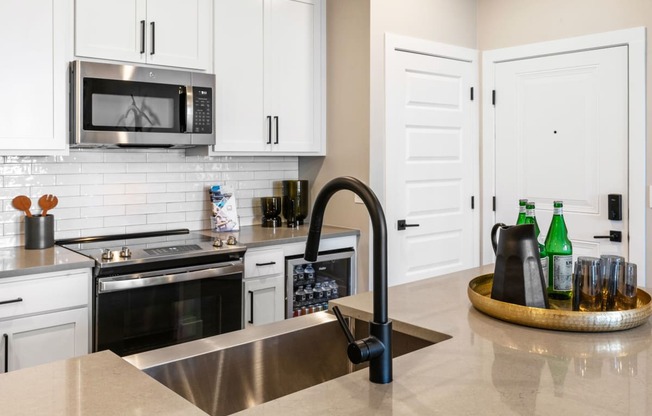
[226, 235, 237, 245]
[213, 238, 223, 248]
[119, 246, 131, 258]
[101, 248, 113, 261]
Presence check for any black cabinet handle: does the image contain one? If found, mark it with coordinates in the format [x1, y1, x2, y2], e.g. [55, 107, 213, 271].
[248, 291, 254, 324]
[255, 261, 276, 267]
[150, 21, 155, 55]
[140, 20, 145, 53]
[274, 116, 279, 144]
[3, 334, 8, 373]
[266, 116, 272, 144]
[0, 297, 22, 306]
[397, 220, 420, 231]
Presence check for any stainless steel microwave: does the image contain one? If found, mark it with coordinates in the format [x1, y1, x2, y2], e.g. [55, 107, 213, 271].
[70, 60, 215, 148]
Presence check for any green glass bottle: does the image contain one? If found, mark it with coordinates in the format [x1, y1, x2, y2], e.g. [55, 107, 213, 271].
[545, 201, 573, 300]
[516, 199, 528, 225]
[524, 202, 548, 280]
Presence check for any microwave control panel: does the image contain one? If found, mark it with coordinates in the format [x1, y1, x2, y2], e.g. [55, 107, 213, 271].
[192, 86, 213, 134]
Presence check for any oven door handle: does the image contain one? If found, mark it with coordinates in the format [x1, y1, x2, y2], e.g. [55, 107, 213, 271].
[97, 263, 243, 293]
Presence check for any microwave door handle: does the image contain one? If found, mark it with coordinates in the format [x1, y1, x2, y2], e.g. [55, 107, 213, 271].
[185, 86, 193, 133]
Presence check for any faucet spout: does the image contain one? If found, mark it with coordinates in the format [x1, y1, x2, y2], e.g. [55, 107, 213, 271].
[304, 176, 392, 384]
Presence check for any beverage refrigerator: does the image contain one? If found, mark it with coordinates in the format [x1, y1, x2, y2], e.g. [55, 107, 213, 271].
[285, 248, 355, 318]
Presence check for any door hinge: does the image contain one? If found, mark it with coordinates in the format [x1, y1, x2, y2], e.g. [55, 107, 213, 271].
[492, 196, 496, 211]
[492, 90, 496, 106]
[471, 196, 475, 209]
[470, 87, 474, 101]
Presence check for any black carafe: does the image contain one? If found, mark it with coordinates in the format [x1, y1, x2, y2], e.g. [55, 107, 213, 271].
[490, 223, 549, 309]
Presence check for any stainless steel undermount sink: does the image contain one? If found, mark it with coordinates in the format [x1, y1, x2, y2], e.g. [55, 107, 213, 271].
[124, 312, 449, 416]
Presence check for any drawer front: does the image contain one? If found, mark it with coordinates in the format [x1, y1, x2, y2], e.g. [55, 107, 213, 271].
[0, 270, 90, 320]
[244, 248, 284, 278]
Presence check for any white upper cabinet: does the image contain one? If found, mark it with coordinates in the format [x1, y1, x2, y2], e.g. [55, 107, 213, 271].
[0, 0, 68, 155]
[212, 0, 325, 155]
[75, 0, 212, 71]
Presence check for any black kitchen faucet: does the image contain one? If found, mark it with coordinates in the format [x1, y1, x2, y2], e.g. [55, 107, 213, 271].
[304, 176, 392, 384]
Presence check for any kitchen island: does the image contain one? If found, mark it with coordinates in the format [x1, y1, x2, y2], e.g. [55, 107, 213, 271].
[1, 264, 651, 415]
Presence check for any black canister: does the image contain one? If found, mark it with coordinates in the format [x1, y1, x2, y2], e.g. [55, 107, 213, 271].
[25, 215, 55, 249]
[282, 180, 309, 227]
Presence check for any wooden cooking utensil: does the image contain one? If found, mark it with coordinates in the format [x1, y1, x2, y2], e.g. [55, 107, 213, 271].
[38, 194, 58, 217]
[12, 195, 32, 217]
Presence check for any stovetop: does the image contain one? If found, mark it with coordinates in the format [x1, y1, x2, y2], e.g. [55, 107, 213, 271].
[57, 229, 246, 275]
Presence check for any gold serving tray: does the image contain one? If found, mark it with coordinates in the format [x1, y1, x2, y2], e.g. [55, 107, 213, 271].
[468, 273, 652, 332]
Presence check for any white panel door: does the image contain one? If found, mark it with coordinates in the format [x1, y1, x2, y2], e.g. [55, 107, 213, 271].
[494, 46, 628, 261]
[386, 50, 478, 286]
[244, 276, 285, 327]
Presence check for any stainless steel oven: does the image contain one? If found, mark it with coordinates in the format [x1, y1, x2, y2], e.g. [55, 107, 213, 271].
[58, 229, 245, 357]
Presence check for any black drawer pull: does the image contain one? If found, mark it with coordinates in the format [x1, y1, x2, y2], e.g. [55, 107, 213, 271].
[0, 298, 23, 306]
[248, 291, 254, 324]
[3, 333, 8, 373]
[255, 261, 276, 267]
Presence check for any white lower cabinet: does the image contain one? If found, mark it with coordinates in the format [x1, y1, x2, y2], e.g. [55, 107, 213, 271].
[244, 275, 285, 327]
[243, 248, 285, 327]
[0, 308, 88, 372]
[0, 269, 91, 373]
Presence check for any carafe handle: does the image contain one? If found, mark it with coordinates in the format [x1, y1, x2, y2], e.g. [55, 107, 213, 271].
[491, 223, 507, 254]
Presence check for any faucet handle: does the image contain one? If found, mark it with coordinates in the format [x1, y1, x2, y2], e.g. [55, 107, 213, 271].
[332, 306, 385, 365]
[332, 306, 356, 344]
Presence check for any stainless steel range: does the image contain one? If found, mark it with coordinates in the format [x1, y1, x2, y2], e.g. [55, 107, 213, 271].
[58, 229, 246, 356]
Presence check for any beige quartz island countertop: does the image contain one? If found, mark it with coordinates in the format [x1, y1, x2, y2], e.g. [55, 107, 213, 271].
[2, 264, 652, 415]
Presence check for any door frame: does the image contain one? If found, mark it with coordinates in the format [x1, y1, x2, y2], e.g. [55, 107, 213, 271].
[481, 27, 646, 282]
[375, 33, 480, 287]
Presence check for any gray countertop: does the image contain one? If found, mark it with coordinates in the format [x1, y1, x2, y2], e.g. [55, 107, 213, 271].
[2, 264, 652, 414]
[200, 224, 359, 248]
[0, 225, 358, 279]
[0, 245, 95, 278]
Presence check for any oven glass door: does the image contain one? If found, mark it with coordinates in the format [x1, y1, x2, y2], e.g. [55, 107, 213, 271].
[96, 273, 242, 356]
[83, 78, 185, 133]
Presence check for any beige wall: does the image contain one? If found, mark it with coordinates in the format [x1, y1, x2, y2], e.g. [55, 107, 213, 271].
[477, 0, 652, 277]
[299, 0, 372, 289]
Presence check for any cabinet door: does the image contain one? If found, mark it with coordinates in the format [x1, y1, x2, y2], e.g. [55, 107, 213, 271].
[269, 0, 323, 153]
[75, 0, 147, 63]
[146, 0, 212, 70]
[0, 308, 89, 373]
[244, 276, 285, 327]
[213, 0, 268, 153]
[0, 0, 67, 154]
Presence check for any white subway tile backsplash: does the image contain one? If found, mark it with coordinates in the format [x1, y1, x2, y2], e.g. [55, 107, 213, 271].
[56, 173, 104, 185]
[105, 173, 147, 184]
[81, 205, 125, 218]
[126, 203, 167, 215]
[103, 215, 147, 228]
[147, 193, 185, 203]
[0, 150, 298, 247]
[127, 163, 167, 173]
[80, 184, 126, 195]
[4, 175, 56, 187]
